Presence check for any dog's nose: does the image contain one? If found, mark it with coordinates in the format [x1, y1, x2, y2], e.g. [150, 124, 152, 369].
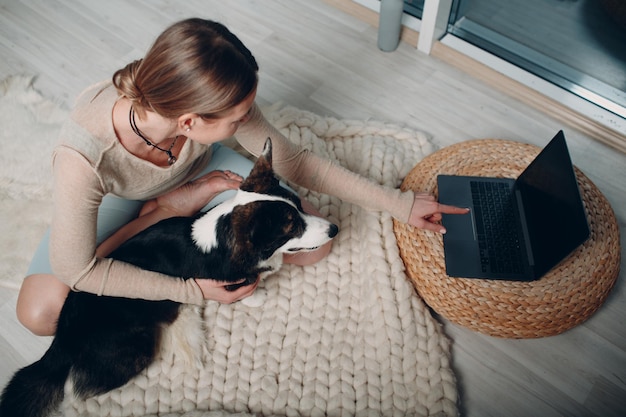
[328, 224, 339, 238]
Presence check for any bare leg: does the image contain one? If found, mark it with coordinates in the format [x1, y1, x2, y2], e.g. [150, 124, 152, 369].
[283, 199, 334, 266]
[16, 274, 70, 336]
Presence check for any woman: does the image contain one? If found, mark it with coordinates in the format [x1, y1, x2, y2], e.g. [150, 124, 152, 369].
[17, 18, 468, 337]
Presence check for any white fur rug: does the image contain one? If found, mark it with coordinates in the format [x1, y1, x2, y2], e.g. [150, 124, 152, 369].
[0, 76, 458, 417]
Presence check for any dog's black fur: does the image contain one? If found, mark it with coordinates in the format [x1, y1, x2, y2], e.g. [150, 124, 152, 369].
[0, 139, 338, 417]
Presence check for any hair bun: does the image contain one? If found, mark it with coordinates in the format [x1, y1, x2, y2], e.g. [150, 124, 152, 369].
[112, 60, 147, 107]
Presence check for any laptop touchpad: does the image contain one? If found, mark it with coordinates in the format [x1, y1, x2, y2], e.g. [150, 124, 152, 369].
[442, 212, 476, 241]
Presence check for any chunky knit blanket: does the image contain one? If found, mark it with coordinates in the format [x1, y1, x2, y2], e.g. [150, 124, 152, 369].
[0, 76, 458, 416]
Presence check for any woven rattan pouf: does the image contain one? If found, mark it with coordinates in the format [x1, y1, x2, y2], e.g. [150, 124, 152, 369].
[393, 139, 621, 338]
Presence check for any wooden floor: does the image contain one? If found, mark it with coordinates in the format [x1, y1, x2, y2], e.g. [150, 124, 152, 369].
[1, 1, 625, 416]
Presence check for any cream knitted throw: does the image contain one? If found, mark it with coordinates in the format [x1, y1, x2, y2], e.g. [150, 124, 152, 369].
[1, 76, 458, 416]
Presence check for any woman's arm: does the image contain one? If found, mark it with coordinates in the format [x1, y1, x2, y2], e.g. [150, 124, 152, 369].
[96, 170, 242, 257]
[235, 104, 468, 231]
[94, 206, 175, 258]
[94, 169, 256, 303]
[49, 150, 244, 304]
[235, 104, 416, 221]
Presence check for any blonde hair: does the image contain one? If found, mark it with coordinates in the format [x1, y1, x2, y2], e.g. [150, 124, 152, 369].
[112, 18, 258, 119]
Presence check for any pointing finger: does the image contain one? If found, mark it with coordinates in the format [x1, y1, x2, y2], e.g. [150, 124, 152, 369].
[437, 204, 470, 215]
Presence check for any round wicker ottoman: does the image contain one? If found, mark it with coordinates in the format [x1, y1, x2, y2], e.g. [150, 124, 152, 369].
[393, 139, 621, 338]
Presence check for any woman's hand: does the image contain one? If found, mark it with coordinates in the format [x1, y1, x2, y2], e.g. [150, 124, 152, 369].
[194, 277, 260, 304]
[408, 192, 469, 234]
[140, 170, 242, 218]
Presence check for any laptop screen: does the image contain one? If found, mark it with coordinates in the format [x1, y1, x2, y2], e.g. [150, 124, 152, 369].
[515, 131, 590, 277]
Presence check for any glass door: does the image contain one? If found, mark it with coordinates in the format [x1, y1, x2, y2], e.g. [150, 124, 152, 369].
[404, 0, 425, 18]
[446, 0, 626, 118]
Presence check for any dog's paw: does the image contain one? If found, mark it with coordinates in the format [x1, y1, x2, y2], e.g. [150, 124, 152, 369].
[240, 289, 266, 308]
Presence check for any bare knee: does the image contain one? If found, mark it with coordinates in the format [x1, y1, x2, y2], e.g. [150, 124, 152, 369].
[17, 274, 69, 336]
[17, 304, 58, 337]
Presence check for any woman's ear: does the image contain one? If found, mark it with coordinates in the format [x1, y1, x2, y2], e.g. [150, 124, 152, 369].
[178, 113, 197, 132]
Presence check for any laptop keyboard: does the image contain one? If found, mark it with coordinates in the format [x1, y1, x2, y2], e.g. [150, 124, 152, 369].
[470, 181, 524, 274]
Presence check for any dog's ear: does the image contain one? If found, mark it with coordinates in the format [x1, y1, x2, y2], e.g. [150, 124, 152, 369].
[240, 137, 278, 193]
[259, 137, 273, 166]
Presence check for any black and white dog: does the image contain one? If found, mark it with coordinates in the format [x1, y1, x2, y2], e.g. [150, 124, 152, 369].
[0, 138, 338, 417]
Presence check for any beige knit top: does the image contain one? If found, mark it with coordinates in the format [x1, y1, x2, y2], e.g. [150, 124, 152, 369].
[49, 81, 415, 304]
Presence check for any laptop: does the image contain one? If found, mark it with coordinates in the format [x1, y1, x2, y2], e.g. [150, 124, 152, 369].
[437, 131, 590, 281]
